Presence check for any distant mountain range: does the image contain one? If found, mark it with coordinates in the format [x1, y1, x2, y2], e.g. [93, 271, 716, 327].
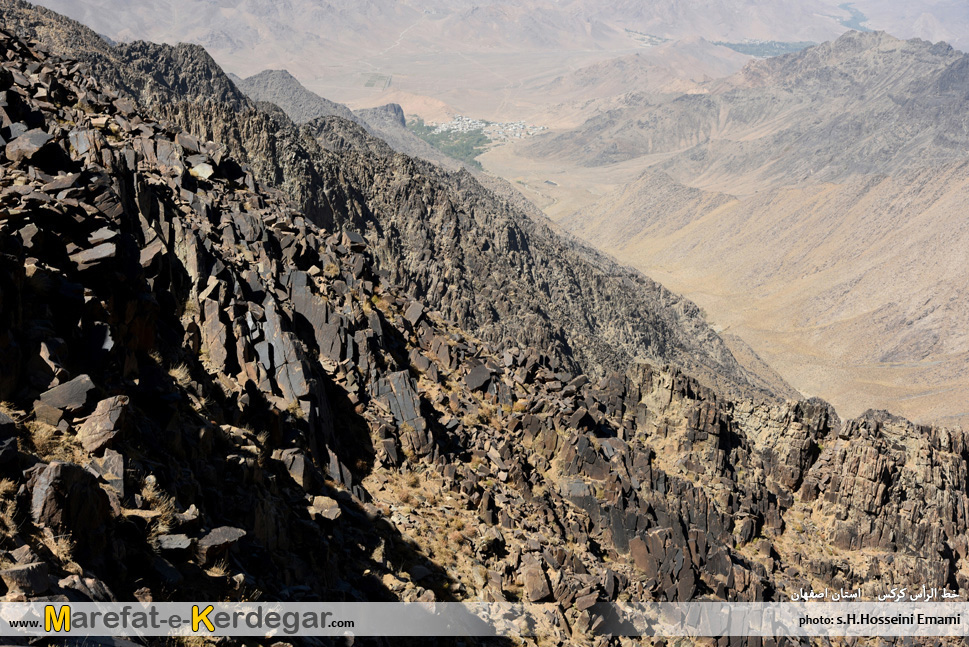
[25, 0, 969, 116]
[519, 31, 969, 424]
[29, 0, 969, 57]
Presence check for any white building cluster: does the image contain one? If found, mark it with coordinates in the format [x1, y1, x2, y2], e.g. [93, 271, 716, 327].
[431, 115, 548, 141]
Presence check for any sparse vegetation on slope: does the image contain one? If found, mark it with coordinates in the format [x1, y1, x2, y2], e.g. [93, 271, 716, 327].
[407, 117, 490, 170]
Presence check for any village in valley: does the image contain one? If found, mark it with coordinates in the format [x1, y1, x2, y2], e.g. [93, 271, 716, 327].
[430, 114, 548, 141]
[407, 114, 548, 168]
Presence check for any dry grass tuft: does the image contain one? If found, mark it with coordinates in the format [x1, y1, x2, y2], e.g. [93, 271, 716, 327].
[0, 401, 23, 420]
[168, 363, 192, 387]
[25, 420, 85, 463]
[0, 479, 18, 534]
[141, 479, 177, 546]
[205, 557, 230, 578]
[285, 399, 306, 420]
[53, 535, 83, 575]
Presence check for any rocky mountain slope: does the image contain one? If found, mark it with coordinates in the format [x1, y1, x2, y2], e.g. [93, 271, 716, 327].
[4, 27, 969, 646]
[516, 31, 969, 425]
[0, 0, 784, 404]
[231, 69, 363, 126]
[0, 0, 249, 109]
[232, 66, 464, 170]
[528, 31, 969, 179]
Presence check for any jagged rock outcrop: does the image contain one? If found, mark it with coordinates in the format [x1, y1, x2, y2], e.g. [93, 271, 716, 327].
[0, 0, 783, 405]
[1, 0, 249, 109]
[1, 27, 969, 644]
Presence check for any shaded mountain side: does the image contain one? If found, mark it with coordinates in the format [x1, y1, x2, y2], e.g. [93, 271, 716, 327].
[231, 69, 362, 125]
[0, 0, 780, 404]
[354, 102, 466, 171]
[5, 31, 969, 642]
[232, 66, 465, 170]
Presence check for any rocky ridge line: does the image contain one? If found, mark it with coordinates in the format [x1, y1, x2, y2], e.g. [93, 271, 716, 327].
[0, 0, 786, 405]
[0, 28, 968, 647]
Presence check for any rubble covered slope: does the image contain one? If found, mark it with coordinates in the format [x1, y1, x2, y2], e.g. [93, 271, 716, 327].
[0, 0, 791, 404]
[1, 23, 969, 647]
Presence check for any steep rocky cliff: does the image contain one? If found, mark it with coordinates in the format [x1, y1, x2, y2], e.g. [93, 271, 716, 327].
[2, 21, 969, 647]
[0, 0, 782, 403]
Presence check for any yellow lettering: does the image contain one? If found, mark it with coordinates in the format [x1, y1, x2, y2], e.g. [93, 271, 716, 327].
[192, 605, 214, 632]
[45, 605, 70, 632]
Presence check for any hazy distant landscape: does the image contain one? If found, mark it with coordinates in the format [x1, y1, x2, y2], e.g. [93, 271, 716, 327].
[31, 0, 969, 115]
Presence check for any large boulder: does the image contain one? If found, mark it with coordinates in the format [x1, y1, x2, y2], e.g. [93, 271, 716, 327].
[77, 396, 129, 452]
[197, 526, 246, 563]
[5, 128, 52, 163]
[0, 562, 50, 596]
[37, 375, 95, 414]
[30, 462, 112, 562]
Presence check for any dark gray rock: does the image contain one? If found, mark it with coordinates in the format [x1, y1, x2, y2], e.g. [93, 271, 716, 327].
[30, 462, 112, 560]
[42, 172, 80, 192]
[0, 409, 17, 445]
[5, 128, 52, 162]
[68, 129, 99, 156]
[279, 448, 313, 491]
[86, 448, 125, 497]
[0, 562, 49, 595]
[310, 495, 341, 521]
[156, 534, 193, 552]
[71, 242, 116, 270]
[404, 302, 424, 326]
[197, 526, 246, 562]
[522, 562, 551, 601]
[0, 435, 17, 465]
[57, 573, 116, 602]
[38, 374, 95, 413]
[77, 395, 128, 452]
[466, 364, 492, 392]
[576, 592, 598, 611]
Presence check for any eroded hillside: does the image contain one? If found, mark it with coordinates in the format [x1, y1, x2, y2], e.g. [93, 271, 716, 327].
[500, 31, 969, 425]
[1, 20, 969, 647]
